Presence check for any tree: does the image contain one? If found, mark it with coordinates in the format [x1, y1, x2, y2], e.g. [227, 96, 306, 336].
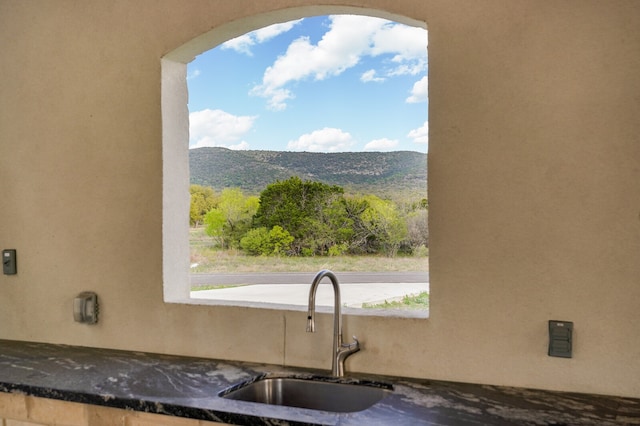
[343, 196, 372, 254]
[359, 195, 408, 257]
[189, 185, 216, 226]
[204, 209, 226, 246]
[204, 188, 259, 249]
[254, 177, 346, 255]
[405, 209, 429, 251]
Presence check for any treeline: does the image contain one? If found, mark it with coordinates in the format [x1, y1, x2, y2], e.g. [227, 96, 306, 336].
[190, 177, 428, 257]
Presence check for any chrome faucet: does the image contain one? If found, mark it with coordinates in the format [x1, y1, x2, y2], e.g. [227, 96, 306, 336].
[306, 269, 360, 377]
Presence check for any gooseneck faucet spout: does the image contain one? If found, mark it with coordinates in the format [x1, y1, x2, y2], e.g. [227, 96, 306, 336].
[307, 269, 360, 377]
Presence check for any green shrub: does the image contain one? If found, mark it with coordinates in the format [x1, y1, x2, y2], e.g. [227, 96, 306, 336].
[328, 243, 348, 257]
[240, 227, 270, 255]
[240, 226, 294, 256]
[268, 225, 294, 255]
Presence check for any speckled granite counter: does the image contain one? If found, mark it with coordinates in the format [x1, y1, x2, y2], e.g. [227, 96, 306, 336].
[0, 340, 638, 425]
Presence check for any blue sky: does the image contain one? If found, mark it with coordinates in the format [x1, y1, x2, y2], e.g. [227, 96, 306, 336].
[187, 15, 428, 153]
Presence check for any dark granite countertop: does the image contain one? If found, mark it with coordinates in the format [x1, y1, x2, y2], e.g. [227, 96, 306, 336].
[0, 340, 638, 425]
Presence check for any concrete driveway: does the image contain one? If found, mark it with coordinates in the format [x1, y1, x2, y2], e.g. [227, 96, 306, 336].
[191, 281, 428, 308]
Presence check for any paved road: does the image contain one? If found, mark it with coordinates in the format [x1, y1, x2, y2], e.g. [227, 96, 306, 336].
[190, 271, 429, 286]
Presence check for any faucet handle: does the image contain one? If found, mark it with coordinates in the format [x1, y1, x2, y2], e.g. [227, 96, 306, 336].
[345, 336, 360, 351]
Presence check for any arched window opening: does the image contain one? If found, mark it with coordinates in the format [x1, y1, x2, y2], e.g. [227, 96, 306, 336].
[162, 8, 428, 317]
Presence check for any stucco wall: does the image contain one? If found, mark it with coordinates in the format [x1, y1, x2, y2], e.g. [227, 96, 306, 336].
[0, 0, 639, 398]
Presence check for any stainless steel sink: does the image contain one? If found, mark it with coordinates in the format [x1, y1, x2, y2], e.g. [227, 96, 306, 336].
[219, 376, 393, 413]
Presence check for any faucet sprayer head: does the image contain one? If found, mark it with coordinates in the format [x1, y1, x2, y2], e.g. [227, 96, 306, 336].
[306, 315, 315, 332]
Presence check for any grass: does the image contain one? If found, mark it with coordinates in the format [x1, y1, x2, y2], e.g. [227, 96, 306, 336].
[191, 284, 248, 291]
[190, 227, 429, 309]
[189, 227, 428, 274]
[361, 292, 429, 310]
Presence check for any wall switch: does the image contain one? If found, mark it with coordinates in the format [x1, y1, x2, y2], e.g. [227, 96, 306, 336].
[548, 320, 573, 358]
[2, 249, 17, 275]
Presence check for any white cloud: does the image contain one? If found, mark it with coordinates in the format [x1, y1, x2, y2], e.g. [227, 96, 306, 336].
[364, 138, 399, 151]
[251, 15, 428, 110]
[249, 86, 294, 112]
[228, 141, 250, 150]
[254, 20, 303, 43]
[387, 62, 427, 77]
[187, 69, 201, 80]
[408, 120, 429, 150]
[361, 69, 385, 83]
[406, 76, 428, 103]
[189, 109, 257, 149]
[370, 21, 428, 63]
[222, 20, 303, 55]
[287, 127, 355, 152]
[221, 35, 255, 56]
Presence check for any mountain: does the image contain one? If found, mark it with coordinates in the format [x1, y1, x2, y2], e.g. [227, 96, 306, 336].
[189, 147, 427, 201]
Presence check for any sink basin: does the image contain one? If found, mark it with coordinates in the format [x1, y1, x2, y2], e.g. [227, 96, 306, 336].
[219, 376, 393, 413]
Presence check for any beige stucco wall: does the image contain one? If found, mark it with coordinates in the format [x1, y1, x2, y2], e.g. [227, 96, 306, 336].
[1, 0, 639, 398]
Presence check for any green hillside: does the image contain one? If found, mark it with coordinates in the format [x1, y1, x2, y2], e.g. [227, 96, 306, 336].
[189, 147, 427, 201]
